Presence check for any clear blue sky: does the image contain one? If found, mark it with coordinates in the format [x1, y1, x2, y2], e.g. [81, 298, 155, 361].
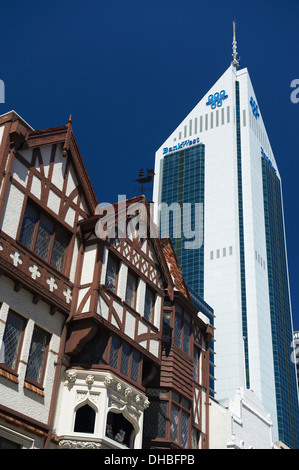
[0, 0, 298, 330]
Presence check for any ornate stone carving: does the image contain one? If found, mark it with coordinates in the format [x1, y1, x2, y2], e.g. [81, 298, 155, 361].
[86, 375, 95, 385]
[104, 375, 114, 387]
[59, 439, 109, 449]
[66, 371, 77, 383]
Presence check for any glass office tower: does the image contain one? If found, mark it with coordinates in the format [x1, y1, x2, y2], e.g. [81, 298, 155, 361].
[153, 62, 299, 448]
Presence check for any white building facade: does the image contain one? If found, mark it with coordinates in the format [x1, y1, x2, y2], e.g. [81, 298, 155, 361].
[209, 387, 279, 449]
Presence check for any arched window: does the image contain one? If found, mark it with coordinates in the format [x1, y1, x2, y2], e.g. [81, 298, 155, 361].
[105, 411, 135, 448]
[74, 404, 96, 434]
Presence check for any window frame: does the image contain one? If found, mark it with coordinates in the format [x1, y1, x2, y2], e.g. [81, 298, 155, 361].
[25, 325, 50, 388]
[125, 270, 138, 310]
[144, 389, 191, 448]
[174, 306, 192, 356]
[18, 200, 71, 274]
[170, 391, 191, 449]
[104, 252, 120, 294]
[0, 309, 26, 376]
[144, 285, 156, 324]
[108, 334, 142, 385]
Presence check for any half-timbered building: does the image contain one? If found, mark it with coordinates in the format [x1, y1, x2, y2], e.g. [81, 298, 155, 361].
[0, 111, 213, 449]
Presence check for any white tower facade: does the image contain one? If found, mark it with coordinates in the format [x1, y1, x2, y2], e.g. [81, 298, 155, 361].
[153, 61, 299, 448]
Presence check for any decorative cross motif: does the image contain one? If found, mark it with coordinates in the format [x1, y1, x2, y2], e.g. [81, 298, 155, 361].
[63, 288, 72, 304]
[46, 276, 58, 292]
[10, 250, 23, 267]
[29, 264, 41, 280]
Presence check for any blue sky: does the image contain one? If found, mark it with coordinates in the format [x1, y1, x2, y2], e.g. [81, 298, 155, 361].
[0, 0, 299, 330]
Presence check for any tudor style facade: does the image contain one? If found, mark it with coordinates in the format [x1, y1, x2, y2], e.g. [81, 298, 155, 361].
[0, 111, 213, 449]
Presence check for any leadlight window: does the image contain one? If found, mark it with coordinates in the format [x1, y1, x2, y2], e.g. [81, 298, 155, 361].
[125, 271, 138, 308]
[19, 202, 70, 272]
[26, 326, 50, 385]
[109, 335, 141, 383]
[144, 286, 155, 323]
[174, 306, 191, 355]
[144, 389, 191, 448]
[170, 392, 191, 448]
[143, 401, 167, 439]
[0, 310, 26, 371]
[162, 311, 172, 343]
[105, 254, 119, 293]
[71, 331, 141, 384]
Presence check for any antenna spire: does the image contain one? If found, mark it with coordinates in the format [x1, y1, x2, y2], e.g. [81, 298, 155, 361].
[231, 21, 239, 69]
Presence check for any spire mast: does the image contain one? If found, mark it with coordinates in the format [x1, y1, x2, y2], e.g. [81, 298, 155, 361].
[231, 21, 239, 69]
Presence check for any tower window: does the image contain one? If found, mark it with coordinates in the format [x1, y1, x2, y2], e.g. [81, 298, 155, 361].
[106, 411, 134, 447]
[74, 404, 96, 434]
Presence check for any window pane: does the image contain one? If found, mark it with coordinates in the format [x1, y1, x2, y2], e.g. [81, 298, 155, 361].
[131, 349, 141, 382]
[144, 402, 167, 439]
[183, 322, 190, 355]
[105, 255, 119, 293]
[34, 214, 53, 261]
[51, 226, 69, 272]
[19, 203, 38, 249]
[120, 342, 130, 376]
[109, 335, 121, 369]
[26, 326, 49, 383]
[74, 404, 95, 434]
[125, 271, 138, 307]
[170, 404, 179, 443]
[181, 410, 189, 448]
[1, 311, 25, 369]
[144, 287, 155, 322]
[174, 315, 182, 348]
[162, 311, 171, 343]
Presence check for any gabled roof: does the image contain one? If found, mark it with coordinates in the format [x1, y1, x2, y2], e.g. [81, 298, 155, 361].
[28, 116, 98, 215]
[0, 110, 98, 215]
[79, 195, 175, 299]
[160, 237, 191, 300]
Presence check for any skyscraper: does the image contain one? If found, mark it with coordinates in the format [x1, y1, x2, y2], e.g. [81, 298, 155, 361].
[153, 24, 299, 448]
